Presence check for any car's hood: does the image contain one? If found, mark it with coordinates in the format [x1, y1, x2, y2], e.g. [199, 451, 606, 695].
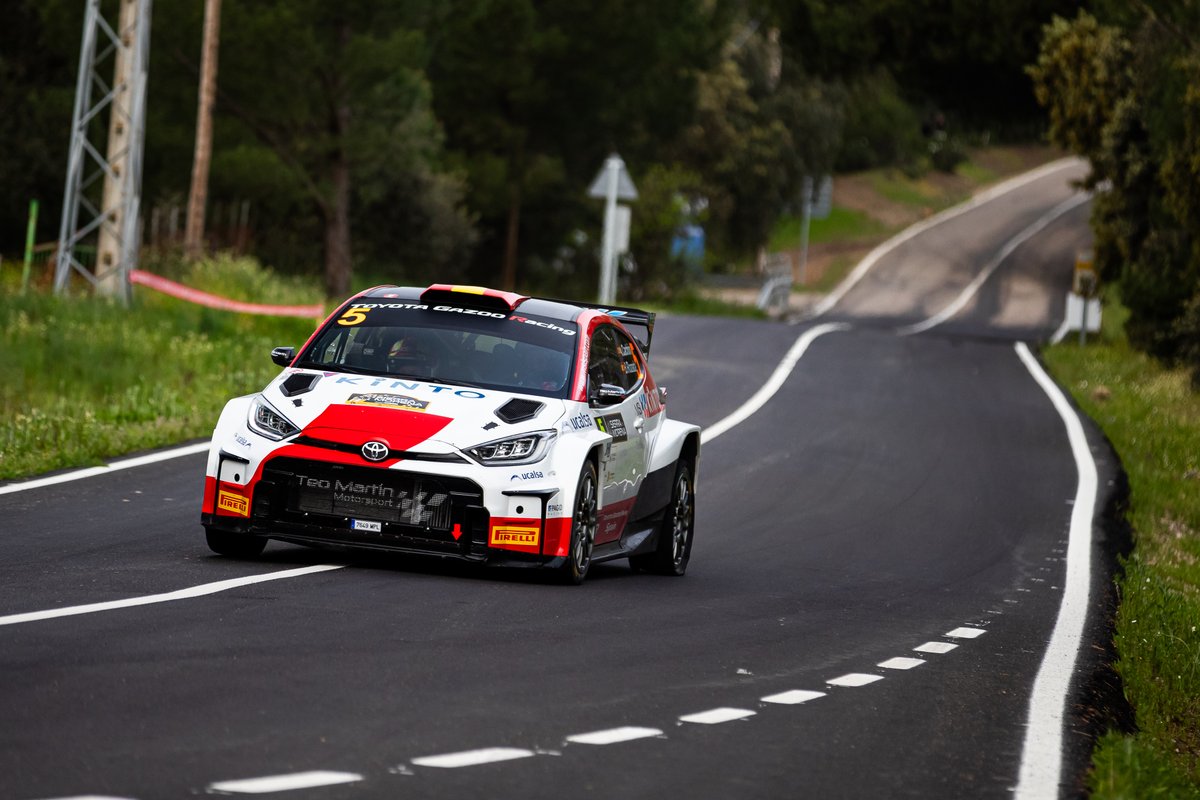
[262, 369, 564, 452]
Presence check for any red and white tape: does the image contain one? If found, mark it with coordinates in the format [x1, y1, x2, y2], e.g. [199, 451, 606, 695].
[130, 270, 325, 319]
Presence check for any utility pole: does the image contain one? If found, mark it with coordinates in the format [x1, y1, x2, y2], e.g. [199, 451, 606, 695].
[55, 0, 152, 302]
[184, 0, 221, 260]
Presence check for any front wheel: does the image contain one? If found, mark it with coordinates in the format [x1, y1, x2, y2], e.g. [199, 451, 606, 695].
[205, 527, 267, 558]
[561, 462, 598, 585]
[631, 460, 694, 576]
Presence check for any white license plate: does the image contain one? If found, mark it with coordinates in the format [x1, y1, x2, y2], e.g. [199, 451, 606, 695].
[351, 519, 382, 533]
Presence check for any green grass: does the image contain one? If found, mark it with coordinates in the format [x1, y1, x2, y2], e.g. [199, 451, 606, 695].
[0, 256, 323, 479]
[768, 206, 890, 253]
[1043, 299, 1200, 797]
[646, 290, 767, 319]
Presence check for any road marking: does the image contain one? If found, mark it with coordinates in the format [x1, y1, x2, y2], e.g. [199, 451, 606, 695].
[0, 442, 210, 496]
[0, 564, 345, 627]
[945, 626, 986, 639]
[565, 726, 663, 745]
[207, 770, 361, 794]
[811, 158, 1085, 318]
[914, 641, 959, 654]
[826, 673, 884, 688]
[878, 657, 925, 670]
[761, 689, 825, 705]
[40, 796, 136, 800]
[679, 707, 756, 725]
[1013, 341, 1098, 800]
[896, 192, 1092, 336]
[702, 323, 848, 444]
[411, 747, 536, 768]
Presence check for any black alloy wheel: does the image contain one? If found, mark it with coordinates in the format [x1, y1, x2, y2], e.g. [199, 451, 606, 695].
[631, 460, 694, 576]
[563, 461, 598, 585]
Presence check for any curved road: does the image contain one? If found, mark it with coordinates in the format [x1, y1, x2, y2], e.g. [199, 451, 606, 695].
[0, 159, 1121, 799]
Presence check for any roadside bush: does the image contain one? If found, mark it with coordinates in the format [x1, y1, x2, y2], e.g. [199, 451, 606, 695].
[835, 70, 924, 172]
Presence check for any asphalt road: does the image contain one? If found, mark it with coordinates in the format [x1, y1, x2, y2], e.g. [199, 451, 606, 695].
[0, 159, 1123, 799]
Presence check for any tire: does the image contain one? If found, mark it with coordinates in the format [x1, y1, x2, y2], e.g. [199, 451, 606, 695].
[561, 461, 598, 585]
[630, 460, 694, 576]
[205, 527, 267, 558]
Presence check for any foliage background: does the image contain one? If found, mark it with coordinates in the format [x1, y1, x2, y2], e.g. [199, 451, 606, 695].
[1, 0, 1078, 300]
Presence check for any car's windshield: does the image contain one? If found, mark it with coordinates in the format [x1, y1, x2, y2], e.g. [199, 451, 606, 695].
[298, 302, 577, 398]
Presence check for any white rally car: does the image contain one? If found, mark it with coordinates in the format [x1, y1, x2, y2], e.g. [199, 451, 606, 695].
[201, 284, 700, 583]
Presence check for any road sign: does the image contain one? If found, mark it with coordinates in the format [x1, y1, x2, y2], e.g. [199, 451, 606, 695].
[590, 154, 638, 305]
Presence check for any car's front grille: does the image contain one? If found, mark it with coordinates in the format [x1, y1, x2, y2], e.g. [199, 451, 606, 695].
[255, 457, 488, 557]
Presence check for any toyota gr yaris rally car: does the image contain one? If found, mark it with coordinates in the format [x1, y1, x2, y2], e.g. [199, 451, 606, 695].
[201, 284, 700, 583]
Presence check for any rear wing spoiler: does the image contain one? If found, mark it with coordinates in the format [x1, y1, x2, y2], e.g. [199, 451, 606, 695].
[569, 301, 656, 358]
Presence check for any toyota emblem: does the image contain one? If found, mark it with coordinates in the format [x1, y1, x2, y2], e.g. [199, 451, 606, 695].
[361, 440, 389, 462]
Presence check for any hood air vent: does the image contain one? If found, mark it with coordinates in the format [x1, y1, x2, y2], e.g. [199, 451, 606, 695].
[495, 398, 543, 424]
[280, 373, 321, 397]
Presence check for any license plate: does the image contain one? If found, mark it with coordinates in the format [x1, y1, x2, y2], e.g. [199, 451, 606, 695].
[351, 519, 382, 533]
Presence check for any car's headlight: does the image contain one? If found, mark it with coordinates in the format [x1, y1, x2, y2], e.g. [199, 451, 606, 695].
[466, 430, 555, 465]
[247, 396, 300, 441]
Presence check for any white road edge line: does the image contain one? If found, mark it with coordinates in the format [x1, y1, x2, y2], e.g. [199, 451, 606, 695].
[0, 442, 210, 496]
[411, 747, 535, 768]
[565, 726, 663, 745]
[810, 158, 1084, 318]
[702, 323, 848, 444]
[1049, 316, 1072, 345]
[896, 192, 1091, 337]
[1013, 341, 1098, 800]
[0, 564, 345, 627]
[207, 770, 362, 794]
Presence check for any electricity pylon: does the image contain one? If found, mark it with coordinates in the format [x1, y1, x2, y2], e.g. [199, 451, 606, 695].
[54, 0, 153, 302]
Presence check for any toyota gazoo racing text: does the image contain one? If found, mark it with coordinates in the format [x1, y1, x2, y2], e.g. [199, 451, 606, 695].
[201, 284, 700, 583]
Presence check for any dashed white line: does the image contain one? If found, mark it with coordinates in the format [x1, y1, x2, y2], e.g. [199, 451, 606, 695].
[679, 707, 756, 725]
[565, 726, 663, 745]
[207, 770, 362, 794]
[761, 689, 826, 705]
[0, 564, 346, 627]
[411, 747, 536, 769]
[945, 626, 987, 639]
[826, 673, 884, 688]
[878, 657, 925, 670]
[914, 641, 959, 654]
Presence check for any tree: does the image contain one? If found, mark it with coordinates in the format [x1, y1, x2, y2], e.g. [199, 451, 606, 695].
[189, 0, 458, 297]
[428, 0, 728, 293]
[1031, 7, 1200, 368]
[672, 24, 842, 262]
[183, 0, 221, 259]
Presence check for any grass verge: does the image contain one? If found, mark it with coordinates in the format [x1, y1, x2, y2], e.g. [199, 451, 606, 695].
[1043, 300, 1200, 797]
[0, 256, 323, 480]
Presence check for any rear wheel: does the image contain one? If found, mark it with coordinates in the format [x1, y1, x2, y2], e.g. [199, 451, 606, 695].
[631, 461, 694, 576]
[205, 527, 267, 558]
[561, 462, 598, 585]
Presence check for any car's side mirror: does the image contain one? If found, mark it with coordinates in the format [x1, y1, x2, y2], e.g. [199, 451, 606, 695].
[271, 346, 296, 367]
[590, 383, 626, 407]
